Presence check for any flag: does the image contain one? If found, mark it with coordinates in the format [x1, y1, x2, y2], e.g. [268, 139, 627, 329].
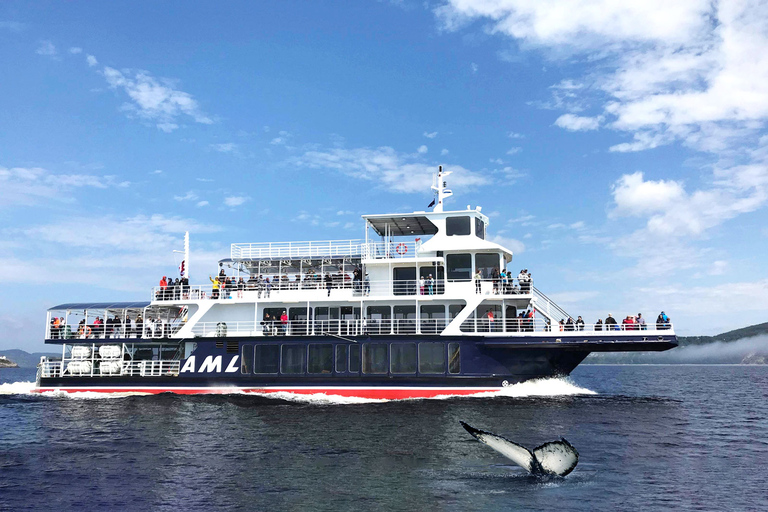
[179, 260, 186, 277]
[428, 198, 435, 208]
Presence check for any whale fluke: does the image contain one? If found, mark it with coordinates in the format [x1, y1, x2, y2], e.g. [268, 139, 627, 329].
[460, 421, 579, 477]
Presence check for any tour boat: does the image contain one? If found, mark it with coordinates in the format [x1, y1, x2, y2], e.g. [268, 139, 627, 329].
[35, 167, 677, 398]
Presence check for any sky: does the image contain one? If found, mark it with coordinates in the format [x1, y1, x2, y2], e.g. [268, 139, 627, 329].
[2, 0, 768, 351]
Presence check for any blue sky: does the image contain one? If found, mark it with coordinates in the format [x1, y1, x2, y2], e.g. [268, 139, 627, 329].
[2, 1, 768, 351]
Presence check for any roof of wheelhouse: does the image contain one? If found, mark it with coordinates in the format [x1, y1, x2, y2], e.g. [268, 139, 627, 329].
[363, 213, 439, 237]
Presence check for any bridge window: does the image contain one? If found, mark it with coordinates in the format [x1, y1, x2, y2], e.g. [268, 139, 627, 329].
[475, 217, 485, 239]
[362, 343, 388, 374]
[446, 253, 472, 281]
[241, 344, 253, 374]
[475, 253, 500, 279]
[448, 343, 461, 373]
[419, 343, 446, 374]
[335, 345, 347, 373]
[393, 267, 417, 296]
[390, 343, 417, 374]
[446, 216, 471, 236]
[254, 345, 279, 374]
[281, 344, 305, 374]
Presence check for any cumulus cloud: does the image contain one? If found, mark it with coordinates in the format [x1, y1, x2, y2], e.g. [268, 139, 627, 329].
[210, 143, 237, 153]
[423, 131, 438, 138]
[35, 41, 57, 57]
[68, 47, 82, 54]
[102, 67, 213, 131]
[417, 145, 428, 154]
[292, 146, 490, 193]
[86, 54, 98, 67]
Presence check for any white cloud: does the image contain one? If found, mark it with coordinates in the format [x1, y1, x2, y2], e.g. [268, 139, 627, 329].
[35, 41, 57, 57]
[554, 113, 601, 131]
[86, 54, 98, 67]
[224, 196, 249, 207]
[611, 172, 686, 218]
[0, 21, 25, 32]
[0, 165, 129, 207]
[68, 47, 82, 54]
[506, 147, 522, 155]
[417, 145, 428, 154]
[293, 146, 490, 193]
[101, 67, 212, 131]
[441, 148, 449, 155]
[270, 130, 292, 146]
[470, 62, 479, 74]
[151, 169, 163, 175]
[196, 200, 209, 207]
[508, 131, 525, 139]
[488, 235, 525, 254]
[174, 191, 198, 202]
[210, 143, 237, 153]
[423, 131, 438, 139]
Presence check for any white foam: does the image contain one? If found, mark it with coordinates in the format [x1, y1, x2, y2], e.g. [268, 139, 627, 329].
[473, 377, 596, 399]
[241, 390, 387, 404]
[0, 381, 36, 395]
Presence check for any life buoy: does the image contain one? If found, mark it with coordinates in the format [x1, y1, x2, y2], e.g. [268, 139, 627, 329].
[396, 243, 408, 255]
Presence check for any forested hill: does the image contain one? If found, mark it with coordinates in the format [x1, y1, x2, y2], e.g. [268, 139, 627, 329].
[678, 321, 768, 346]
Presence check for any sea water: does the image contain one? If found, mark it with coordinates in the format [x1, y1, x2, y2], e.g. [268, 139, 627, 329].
[0, 365, 766, 511]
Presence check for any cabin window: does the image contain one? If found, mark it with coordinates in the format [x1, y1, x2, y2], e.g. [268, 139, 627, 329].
[419, 265, 445, 295]
[446, 216, 471, 236]
[254, 345, 279, 374]
[308, 344, 333, 374]
[475, 217, 485, 239]
[367, 306, 391, 335]
[393, 267, 417, 296]
[419, 343, 446, 374]
[393, 306, 416, 334]
[281, 344, 305, 374]
[446, 254, 472, 281]
[420, 305, 445, 334]
[448, 343, 461, 373]
[475, 253, 500, 279]
[241, 344, 253, 374]
[349, 344, 361, 373]
[390, 343, 417, 374]
[335, 345, 348, 373]
[362, 343, 388, 374]
[289, 307, 312, 335]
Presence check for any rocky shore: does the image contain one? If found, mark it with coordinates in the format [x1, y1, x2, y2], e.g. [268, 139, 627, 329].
[0, 356, 19, 368]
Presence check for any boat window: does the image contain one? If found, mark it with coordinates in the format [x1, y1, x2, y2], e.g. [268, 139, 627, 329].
[448, 343, 461, 373]
[419, 265, 445, 295]
[254, 345, 279, 374]
[349, 344, 361, 373]
[308, 344, 333, 374]
[419, 343, 446, 374]
[446, 216, 471, 236]
[393, 305, 416, 334]
[289, 307, 312, 336]
[393, 267, 417, 296]
[475, 253, 500, 279]
[335, 345, 348, 373]
[390, 343, 417, 374]
[420, 305, 445, 334]
[366, 306, 391, 335]
[475, 217, 485, 240]
[476, 304, 502, 333]
[362, 343, 388, 374]
[446, 254, 472, 281]
[280, 344, 305, 374]
[241, 344, 253, 374]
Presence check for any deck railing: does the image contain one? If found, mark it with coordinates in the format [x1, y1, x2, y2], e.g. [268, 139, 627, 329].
[231, 240, 366, 260]
[38, 359, 181, 378]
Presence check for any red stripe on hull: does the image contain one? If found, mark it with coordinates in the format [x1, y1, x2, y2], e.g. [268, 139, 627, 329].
[32, 387, 500, 399]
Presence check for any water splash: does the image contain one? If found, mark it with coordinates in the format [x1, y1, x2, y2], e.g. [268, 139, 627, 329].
[0, 381, 36, 395]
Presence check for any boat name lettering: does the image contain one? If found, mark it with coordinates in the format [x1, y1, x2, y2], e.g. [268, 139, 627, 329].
[180, 355, 240, 374]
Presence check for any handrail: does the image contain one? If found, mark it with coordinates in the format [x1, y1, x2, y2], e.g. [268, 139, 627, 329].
[39, 359, 181, 378]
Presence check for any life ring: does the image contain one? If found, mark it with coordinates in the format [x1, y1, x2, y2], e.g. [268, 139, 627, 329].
[396, 243, 408, 255]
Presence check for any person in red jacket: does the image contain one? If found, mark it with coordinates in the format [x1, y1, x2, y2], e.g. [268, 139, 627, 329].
[159, 276, 168, 300]
[281, 310, 288, 335]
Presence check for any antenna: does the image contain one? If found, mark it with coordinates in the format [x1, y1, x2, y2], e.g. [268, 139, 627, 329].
[430, 165, 453, 212]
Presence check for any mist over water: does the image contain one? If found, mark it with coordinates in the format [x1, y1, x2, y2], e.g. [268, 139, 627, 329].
[588, 334, 768, 364]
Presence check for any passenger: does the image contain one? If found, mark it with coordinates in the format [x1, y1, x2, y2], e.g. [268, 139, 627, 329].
[180, 275, 189, 299]
[135, 314, 143, 338]
[558, 319, 565, 331]
[237, 277, 245, 299]
[492, 268, 500, 295]
[474, 269, 482, 294]
[485, 309, 494, 332]
[325, 272, 332, 296]
[247, 274, 257, 292]
[500, 269, 508, 294]
[657, 311, 670, 330]
[262, 313, 271, 335]
[565, 317, 574, 332]
[364, 273, 371, 296]
[281, 310, 288, 335]
[264, 277, 272, 298]
[427, 274, 435, 295]
[595, 318, 603, 331]
[622, 315, 634, 331]
[636, 313, 647, 330]
[605, 313, 618, 331]
[576, 316, 585, 331]
[51, 316, 60, 339]
[159, 276, 168, 300]
[517, 270, 526, 293]
[526, 309, 534, 331]
[209, 275, 220, 299]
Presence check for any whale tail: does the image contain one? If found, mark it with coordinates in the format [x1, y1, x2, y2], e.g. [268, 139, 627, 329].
[460, 421, 579, 477]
